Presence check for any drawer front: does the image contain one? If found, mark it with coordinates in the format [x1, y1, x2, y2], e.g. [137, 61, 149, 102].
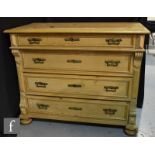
[25, 74, 131, 99]
[22, 52, 133, 74]
[17, 34, 135, 48]
[28, 97, 128, 121]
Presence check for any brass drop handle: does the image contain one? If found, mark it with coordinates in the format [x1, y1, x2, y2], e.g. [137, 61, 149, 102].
[32, 58, 46, 64]
[68, 84, 82, 88]
[67, 59, 82, 63]
[103, 108, 117, 115]
[68, 107, 82, 111]
[104, 86, 119, 92]
[35, 82, 48, 88]
[105, 60, 120, 67]
[27, 37, 42, 44]
[64, 37, 80, 42]
[37, 103, 49, 110]
[105, 38, 122, 45]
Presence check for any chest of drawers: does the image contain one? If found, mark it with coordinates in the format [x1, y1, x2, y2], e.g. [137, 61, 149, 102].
[5, 22, 149, 135]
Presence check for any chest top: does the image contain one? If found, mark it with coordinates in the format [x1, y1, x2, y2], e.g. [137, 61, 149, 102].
[4, 22, 150, 34]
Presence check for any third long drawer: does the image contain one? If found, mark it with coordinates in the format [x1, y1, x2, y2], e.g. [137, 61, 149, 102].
[24, 73, 132, 100]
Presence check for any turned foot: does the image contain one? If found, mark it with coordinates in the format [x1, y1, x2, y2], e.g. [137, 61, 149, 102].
[20, 118, 32, 125]
[124, 126, 138, 136]
[20, 105, 32, 125]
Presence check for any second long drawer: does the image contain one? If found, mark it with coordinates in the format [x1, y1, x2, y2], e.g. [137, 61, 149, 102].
[24, 74, 132, 100]
[22, 52, 133, 75]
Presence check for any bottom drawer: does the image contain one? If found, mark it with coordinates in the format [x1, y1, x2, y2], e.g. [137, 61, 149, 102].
[27, 96, 129, 123]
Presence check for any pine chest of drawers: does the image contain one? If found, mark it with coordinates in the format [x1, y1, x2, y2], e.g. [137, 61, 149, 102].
[5, 23, 149, 135]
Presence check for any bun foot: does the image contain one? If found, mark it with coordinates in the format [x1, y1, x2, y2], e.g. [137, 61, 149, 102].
[124, 127, 138, 136]
[20, 118, 32, 125]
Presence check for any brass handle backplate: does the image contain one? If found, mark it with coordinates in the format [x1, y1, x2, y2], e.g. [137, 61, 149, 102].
[64, 37, 80, 42]
[67, 59, 82, 63]
[104, 86, 119, 92]
[68, 107, 82, 111]
[37, 103, 49, 110]
[28, 37, 42, 44]
[32, 58, 46, 64]
[103, 108, 117, 115]
[105, 60, 120, 67]
[35, 82, 48, 88]
[68, 84, 82, 88]
[105, 38, 122, 45]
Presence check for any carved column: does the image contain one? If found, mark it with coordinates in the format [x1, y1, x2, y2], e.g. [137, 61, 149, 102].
[125, 52, 143, 135]
[12, 50, 32, 124]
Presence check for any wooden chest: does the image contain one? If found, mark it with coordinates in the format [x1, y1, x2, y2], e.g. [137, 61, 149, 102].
[4, 22, 149, 135]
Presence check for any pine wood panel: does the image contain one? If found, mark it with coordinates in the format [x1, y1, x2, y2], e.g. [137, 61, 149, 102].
[24, 73, 132, 100]
[27, 96, 129, 122]
[16, 34, 135, 49]
[22, 51, 133, 74]
[4, 22, 150, 34]
[10, 46, 146, 52]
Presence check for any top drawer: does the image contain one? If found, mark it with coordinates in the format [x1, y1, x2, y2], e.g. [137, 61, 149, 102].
[16, 34, 135, 49]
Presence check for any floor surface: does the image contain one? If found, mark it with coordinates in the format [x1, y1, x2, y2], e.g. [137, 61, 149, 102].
[137, 54, 155, 137]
